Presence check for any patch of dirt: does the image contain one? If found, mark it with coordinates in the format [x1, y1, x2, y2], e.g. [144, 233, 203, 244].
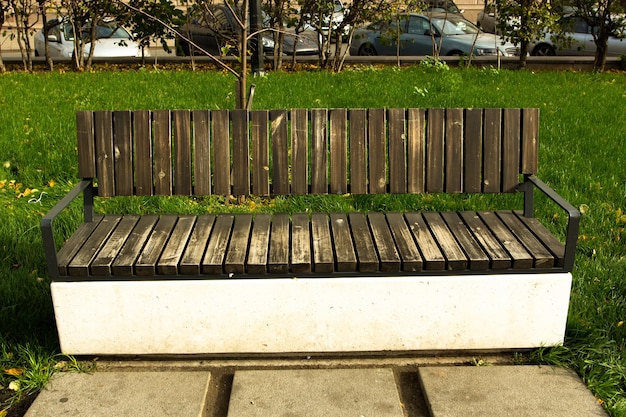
[0, 389, 38, 417]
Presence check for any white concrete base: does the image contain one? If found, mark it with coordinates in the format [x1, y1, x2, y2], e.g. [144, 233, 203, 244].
[51, 274, 572, 355]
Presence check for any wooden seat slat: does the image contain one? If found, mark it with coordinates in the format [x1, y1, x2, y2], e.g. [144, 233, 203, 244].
[388, 109, 407, 193]
[422, 212, 468, 270]
[330, 109, 348, 194]
[463, 109, 483, 193]
[290, 109, 308, 195]
[135, 215, 178, 276]
[224, 214, 253, 274]
[477, 211, 533, 269]
[514, 212, 565, 266]
[348, 109, 367, 194]
[113, 110, 133, 196]
[312, 213, 334, 273]
[179, 215, 215, 275]
[157, 215, 196, 275]
[133, 110, 153, 196]
[459, 211, 512, 269]
[202, 214, 234, 275]
[68, 215, 122, 277]
[246, 214, 272, 274]
[385, 212, 422, 272]
[348, 213, 379, 273]
[57, 215, 104, 276]
[330, 213, 357, 272]
[270, 110, 289, 195]
[367, 212, 401, 272]
[112, 215, 159, 276]
[440, 212, 490, 271]
[497, 211, 555, 268]
[291, 213, 312, 274]
[173, 110, 193, 195]
[91, 215, 140, 276]
[404, 212, 446, 271]
[268, 213, 290, 274]
[444, 108, 463, 193]
[251, 111, 269, 196]
[153, 110, 173, 196]
[192, 110, 211, 195]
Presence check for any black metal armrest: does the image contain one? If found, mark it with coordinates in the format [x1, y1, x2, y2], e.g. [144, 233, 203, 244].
[523, 174, 580, 272]
[41, 179, 94, 280]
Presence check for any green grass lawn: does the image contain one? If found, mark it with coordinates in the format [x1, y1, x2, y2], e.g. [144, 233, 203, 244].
[1, 64, 625, 415]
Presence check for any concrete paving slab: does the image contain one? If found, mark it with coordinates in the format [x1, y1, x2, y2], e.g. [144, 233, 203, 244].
[419, 365, 608, 417]
[227, 368, 404, 417]
[24, 371, 211, 417]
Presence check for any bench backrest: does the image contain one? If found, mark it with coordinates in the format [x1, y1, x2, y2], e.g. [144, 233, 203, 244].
[76, 108, 539, 197]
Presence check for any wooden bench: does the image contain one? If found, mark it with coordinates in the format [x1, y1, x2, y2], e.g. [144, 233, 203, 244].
[42, 108, 579, 355]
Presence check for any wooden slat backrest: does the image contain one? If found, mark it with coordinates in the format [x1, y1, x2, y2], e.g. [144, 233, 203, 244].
[76, 108, 539, 197]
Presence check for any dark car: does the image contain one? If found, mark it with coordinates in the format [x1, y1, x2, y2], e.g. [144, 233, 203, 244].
[176, 5, 319, 56]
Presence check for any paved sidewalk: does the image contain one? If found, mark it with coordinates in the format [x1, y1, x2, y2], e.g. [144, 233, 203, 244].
[24, 364, 608, 417]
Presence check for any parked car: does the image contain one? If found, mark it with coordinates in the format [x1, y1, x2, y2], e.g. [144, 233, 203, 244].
[34, 18, 147, 59]
[176, 5, 319, 56]
[476, 2, 521, 34]
[530, 14, 626, 56]
[350, 13, 519, 57]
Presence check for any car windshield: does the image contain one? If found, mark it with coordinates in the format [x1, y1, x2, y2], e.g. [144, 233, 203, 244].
[82, 22, 131, 39]
[432, 16, 479, 35]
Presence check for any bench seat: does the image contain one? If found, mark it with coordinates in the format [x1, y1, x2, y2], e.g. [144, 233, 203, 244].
[56, 210, 565, 280]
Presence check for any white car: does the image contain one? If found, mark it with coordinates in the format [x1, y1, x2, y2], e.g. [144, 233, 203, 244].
[34, 19, 148, 59]
[531, 14, 626, 56]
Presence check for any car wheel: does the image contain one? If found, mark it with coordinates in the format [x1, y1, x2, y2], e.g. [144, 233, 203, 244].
[532, 44, 556, 56]
[358, 43, 377, 56]
[447, 50, 464, 56]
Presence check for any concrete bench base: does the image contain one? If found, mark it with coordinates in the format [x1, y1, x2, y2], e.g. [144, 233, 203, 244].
[51, 273, 572, 355]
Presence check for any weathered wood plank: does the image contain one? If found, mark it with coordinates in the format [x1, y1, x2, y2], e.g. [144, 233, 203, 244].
[502, 108, 521, 192]
[270, 110, 289, 194]
[90, 215, 140, 276]
[231, 109, 250, 196]
[268, 213, 290, 274]
[330, 213, 357, 272]
[407, 108, 425, 193]
[388, 108, 407, 193]
[179, 215, 215, 275]
[330, 108, 348, 194]
[513, 211, 565, 266]
[445, 108, 463, 193]
[224, 214, 253, 274]
[57, 215, 104, 276]
[246, 213, 271, 273]
[459, 211, 511, 269]
[212, 110, 231, 195]
[157, 215, 196, 275]
[522, 108, 539, 174]
[77, 111, 96, 178]
[368, 212, 400, 272]
[483, 108, 501, 193]
[404, 212, 445, 270]
[386, 212, 422, 272]
[192, 110, 211, 195]
[202, 214, 234, 275]
[94, 111, 115, 197]
[368, 108, 386, 194]
[422, 212, 468, 270]
[291, 213, 311, 273]
[463, 108, 483, 193]
[251, 110, 269, 196]
[311, 213, 334, 273]
[152, 110, 173, 196]
[67, 215, 122, 276]
[497, 211, 554, 268]
[113, 111, 133, 196]
[173, 110, 192, 195]
[291, 109, 309, 195]
[112, 215, 159, 276]
[426, 108, 444, 193]
[133, 110, 153, 196]
[135, 215, 178, 276]
[311, 109, 328, 194]
[478, 211, 533, 269]
[348, 212, 379, 272]
[440, 212, 489, 270]
[348, 109, 367, 194]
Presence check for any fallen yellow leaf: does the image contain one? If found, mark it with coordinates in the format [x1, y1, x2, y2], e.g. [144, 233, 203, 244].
[3, 367, 24, 376]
